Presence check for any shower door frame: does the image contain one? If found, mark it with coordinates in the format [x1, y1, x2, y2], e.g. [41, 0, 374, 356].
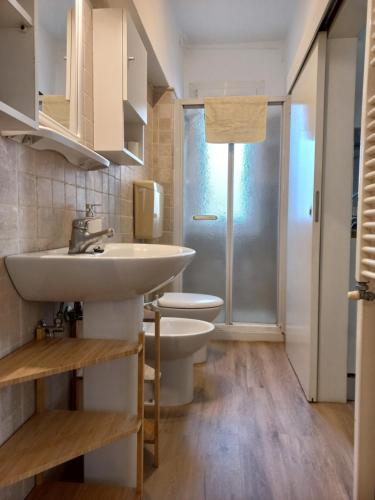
[173, 97, 289, 341]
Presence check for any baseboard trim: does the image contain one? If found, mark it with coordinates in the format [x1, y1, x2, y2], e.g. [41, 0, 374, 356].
[212, 323, 284, 342]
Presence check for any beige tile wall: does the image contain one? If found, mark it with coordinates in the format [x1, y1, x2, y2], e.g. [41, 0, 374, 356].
[81, 0, 94, 148]
[152, 88, 176, 245]
[0, 82, 177, 499]
[0, 148, 146, 498]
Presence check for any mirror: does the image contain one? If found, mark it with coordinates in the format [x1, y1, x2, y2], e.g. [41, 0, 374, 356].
[37, 0, 80, 136]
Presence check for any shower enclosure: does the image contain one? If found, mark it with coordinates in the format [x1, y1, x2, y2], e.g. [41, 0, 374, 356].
[177, 103, 283, 329]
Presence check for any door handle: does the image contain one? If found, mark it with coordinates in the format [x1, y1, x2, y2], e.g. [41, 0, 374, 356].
[314, 190, 320, 222]
[192, 215, 218, 221]
[348, 282, 375, 301]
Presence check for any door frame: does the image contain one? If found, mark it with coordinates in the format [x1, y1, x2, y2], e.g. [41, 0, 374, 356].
[173, 97, 287, 334]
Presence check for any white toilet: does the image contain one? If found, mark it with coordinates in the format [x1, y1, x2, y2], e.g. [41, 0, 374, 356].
[153, 292, 223, 363]
[144, 317, 214, 406]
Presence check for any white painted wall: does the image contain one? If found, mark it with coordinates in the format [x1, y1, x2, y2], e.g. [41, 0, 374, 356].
[286, 0, 331, 92]
[130, 0, 184, 97]
[183, 43, 286, 98]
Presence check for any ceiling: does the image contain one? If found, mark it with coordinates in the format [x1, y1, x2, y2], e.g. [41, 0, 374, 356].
[169, 0, 298, 45]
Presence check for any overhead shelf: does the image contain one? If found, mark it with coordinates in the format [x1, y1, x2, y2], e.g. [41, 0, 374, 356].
[0, 101, 37, 131]
[97, 147, 144, 166]
[0, 337, 140, 388]
[0, 0, 33, 29]
[0, 410, 141, 488]
[1, 126, 110, 170]
[27, 481, 140, 500]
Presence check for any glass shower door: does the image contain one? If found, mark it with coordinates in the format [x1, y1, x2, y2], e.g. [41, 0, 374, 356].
[232, 106, 281, 323]
[183, 108, 227, 322]
[182, 105, 281, 325]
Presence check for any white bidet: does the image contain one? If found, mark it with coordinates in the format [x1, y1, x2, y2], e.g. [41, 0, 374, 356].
[144, 317, 214, 406]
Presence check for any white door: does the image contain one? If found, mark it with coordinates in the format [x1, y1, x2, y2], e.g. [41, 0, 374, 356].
[352, 1, 375, 497]
[285, 33, 326, 401]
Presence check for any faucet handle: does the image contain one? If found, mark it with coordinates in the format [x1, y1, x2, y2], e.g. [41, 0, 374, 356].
[86, 203, 101, 217]
[72, 218, 89, 230]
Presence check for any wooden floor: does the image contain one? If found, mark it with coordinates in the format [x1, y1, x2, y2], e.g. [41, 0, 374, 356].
[144, 342, 354, 500]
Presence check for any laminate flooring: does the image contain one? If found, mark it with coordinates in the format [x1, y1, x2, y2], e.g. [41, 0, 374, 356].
[144, 341, 354, 500]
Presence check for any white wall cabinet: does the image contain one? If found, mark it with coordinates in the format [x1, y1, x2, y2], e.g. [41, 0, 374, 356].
[0, 0, 109, 170]
[0, 0, 38, 130]
[93, 8, 147, 165]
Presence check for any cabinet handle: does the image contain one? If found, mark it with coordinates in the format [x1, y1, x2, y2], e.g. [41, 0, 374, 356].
[128, 56, 135, 62]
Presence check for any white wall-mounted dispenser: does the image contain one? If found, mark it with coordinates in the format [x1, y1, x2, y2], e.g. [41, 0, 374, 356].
[134, 181, 164, 240]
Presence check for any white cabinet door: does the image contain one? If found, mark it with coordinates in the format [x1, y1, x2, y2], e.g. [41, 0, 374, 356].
[123, 12, 147, 124]
[285, 33, 326, 401]
[352, 1, 375, 497]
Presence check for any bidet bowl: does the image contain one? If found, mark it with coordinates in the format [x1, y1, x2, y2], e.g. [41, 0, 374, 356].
[5, 243, 196, 302]
[143, 317, 214, 406]
[144, 317, 214, 360]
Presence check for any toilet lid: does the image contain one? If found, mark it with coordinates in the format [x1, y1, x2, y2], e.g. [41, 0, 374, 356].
[157, 293, 224, 309]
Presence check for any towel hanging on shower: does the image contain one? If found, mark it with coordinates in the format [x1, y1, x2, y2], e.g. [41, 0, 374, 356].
[204, 95, 268, 144]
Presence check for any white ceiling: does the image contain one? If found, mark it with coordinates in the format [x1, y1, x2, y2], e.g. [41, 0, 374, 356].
[170, 0, 298, 45]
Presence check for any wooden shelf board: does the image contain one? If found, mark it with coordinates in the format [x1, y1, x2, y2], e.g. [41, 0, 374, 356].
[0, 0, 33, 28]
[144, 418, 155, 444]
[0, 410, 141, 488]
[0, 337, 140, 388]
[27, 481, 140, 500]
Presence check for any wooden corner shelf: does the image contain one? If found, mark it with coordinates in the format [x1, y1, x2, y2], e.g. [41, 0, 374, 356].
[0, 337, 140, 388]
[0, 0, 33, 29]
[27, 481, 140, 499]
[142, 308, 160, 467]
[144, 418, 155, 444]
[0, 410, 141, 488]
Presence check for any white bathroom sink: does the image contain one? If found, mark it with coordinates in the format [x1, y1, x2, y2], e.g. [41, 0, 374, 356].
[5, 243, 195, 302]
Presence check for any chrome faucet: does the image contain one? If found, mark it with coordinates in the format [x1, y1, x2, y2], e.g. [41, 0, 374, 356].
[69, 204, 114, 254]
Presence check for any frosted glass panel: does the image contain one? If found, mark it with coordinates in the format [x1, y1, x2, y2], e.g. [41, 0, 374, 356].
[183, 108, 227, 322]
[182, 106, 281, 325]
[232, 106, 281, 323]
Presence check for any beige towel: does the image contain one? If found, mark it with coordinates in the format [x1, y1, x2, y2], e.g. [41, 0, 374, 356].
[204, 95, 268, 144]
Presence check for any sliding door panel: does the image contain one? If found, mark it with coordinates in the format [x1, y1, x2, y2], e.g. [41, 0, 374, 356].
[285, 33, 326, 401]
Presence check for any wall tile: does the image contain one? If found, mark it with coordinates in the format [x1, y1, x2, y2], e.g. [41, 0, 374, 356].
[18, 173, 36, 208]
[18, 207, 37, 240]
[0, 206, 18, 240]
[18, 144, 36, 175]
[52, 181, 65, 208]
[65, 165, 77, 185]
[37, 178, 52, 207]
[0, 167, 17, 206]
[65, 184, 77, 210]
[76, 187, 86, 212]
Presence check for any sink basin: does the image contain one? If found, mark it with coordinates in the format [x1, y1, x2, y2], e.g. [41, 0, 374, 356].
[5, 243, 195, 302]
